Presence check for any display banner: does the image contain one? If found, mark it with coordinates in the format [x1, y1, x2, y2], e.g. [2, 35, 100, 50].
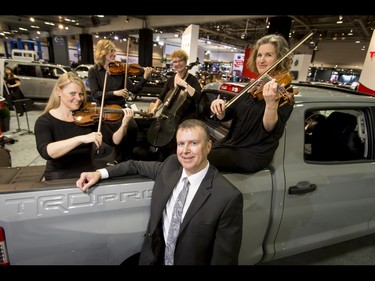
[358, 30, 375, 95]
[232, 53, 245, 76]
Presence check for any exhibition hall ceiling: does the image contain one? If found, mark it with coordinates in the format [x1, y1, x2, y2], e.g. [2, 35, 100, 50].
[0, 15, 374, 52]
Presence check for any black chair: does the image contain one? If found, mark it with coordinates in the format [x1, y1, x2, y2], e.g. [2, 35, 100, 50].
[12, 99, 34, 135]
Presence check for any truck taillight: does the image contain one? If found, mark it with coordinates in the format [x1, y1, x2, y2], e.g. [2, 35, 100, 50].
[0, 227, 10, 266]
[219, 83, 243, 93]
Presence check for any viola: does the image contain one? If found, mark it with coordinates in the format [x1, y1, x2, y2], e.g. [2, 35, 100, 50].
[73, 103, 153, 126]
[248, 71, 299, 107]
[108, 61, 146, 76]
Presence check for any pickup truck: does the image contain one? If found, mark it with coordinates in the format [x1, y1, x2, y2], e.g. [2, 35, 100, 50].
[1, 82, 375, 265]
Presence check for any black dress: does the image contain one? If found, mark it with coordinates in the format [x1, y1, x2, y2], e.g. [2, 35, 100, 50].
[4, 77, 25, 109]
[208, 92, 293, 173]
[148, 73, 202, 160]
[34, 112, 118, 180]
[88, 64, 145, 162]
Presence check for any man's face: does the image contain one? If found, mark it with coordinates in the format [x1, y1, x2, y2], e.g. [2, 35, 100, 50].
[176, 126, 212, 176]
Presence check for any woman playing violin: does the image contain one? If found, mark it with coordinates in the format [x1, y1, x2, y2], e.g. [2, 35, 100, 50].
[88, 39, 153, 107]
[208, 34, 295, 173]
[88, 39, 152, 162]
[34, 72, 134, 180]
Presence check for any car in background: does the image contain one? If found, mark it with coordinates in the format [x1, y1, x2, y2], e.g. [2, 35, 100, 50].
[129, 71, 168, 100]
[74, 64, 94, 79]
[3, 59, 90, 100]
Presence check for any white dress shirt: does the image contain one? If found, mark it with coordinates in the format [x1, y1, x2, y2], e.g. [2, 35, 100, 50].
[162, 162, 209, 242]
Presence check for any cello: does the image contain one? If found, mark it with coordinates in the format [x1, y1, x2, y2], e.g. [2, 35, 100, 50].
[147, 61, 199, 148]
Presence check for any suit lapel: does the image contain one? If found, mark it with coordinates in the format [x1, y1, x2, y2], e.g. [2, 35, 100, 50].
[179, 166, 215, 232]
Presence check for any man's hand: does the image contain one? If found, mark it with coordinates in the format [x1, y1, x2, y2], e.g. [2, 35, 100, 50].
[76, 171, 102, 192]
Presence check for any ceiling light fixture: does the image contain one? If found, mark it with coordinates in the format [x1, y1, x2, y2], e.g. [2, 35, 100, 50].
[241, 18, 249, 40]
[337, 15, 343, 24]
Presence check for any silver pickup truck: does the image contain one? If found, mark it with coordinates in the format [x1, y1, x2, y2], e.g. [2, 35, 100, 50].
[1, 82, 375, 265]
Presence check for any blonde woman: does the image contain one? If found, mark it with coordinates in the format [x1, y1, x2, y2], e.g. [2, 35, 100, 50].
[88, 39, 152, 162]
[88, 39, 152, 107]
[34, 72, 133, 180]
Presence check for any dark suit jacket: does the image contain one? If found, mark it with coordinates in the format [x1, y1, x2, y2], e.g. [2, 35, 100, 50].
[106, 154, 243, 265]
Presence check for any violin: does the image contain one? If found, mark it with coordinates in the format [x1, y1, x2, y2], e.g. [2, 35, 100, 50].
[108, 61, 146, 76]
[248, 71, 299, 107]
[73, 103, 153, 126]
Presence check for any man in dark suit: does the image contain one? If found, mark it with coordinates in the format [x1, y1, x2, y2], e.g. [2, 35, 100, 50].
[76, 119, 243, 265]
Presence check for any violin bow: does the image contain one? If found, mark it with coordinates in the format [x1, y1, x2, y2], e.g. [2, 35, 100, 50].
[124, 37, 130, 93]
[224, 29, 316, 110]
[97, 70, 108, 134]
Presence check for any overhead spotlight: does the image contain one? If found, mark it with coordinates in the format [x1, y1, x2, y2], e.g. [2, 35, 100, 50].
[241, 18, 249, 39]
[336, 15, 343, 24]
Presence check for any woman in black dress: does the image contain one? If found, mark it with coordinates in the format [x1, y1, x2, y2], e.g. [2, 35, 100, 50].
[208, 34, 295, 173]
[88, 39, 153, 162]
[148, 49, 202, 159]
[34, 72, 134, 180]
[3, 66, 25, 115]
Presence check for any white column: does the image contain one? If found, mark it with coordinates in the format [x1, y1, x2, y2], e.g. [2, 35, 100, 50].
[181, 24, 199, 65]
[0, 58, 4, 98]
[290, 54, 312, 82]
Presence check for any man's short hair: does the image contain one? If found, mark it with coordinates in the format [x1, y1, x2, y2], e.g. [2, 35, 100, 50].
[178, 119, 210, 141]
